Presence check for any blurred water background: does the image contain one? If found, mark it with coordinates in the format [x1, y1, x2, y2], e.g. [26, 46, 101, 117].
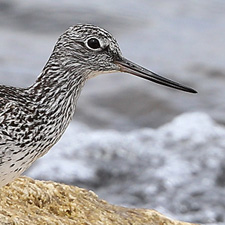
[0, 0, 225, 224]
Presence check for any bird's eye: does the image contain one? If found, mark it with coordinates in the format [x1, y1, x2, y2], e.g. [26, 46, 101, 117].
[87, 38, 101, 50]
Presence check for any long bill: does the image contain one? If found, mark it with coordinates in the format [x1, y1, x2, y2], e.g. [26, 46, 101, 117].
[115, 57, 197, 93]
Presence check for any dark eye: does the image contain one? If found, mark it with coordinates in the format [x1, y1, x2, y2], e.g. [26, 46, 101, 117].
[87, 38, 101, 49]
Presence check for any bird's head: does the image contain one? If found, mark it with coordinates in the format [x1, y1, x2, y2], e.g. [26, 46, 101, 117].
[54, 24, 197, 93]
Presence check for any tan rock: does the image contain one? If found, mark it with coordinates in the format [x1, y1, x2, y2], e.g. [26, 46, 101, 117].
[0, 176, 198, 225]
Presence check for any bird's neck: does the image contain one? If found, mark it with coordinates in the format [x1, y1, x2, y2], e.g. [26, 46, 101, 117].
[28, 57, 87, 131]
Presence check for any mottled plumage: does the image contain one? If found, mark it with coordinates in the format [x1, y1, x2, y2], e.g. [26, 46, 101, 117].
[0, 24, 196, 187]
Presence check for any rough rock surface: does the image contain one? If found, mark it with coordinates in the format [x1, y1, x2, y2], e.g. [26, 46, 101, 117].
[0, 177, 197, 225]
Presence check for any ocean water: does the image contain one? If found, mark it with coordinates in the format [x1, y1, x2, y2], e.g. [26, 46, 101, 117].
[27, 113, 225, 224]
[0, 0, 225, 224]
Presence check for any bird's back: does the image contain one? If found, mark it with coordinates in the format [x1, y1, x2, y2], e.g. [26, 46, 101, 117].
[0, 85, 44, 186]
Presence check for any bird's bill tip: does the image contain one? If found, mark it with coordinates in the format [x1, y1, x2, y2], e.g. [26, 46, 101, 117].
[115, 57, 197, 94]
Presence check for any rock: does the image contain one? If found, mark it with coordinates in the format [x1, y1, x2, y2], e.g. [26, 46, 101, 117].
[0, 177, 197, 225]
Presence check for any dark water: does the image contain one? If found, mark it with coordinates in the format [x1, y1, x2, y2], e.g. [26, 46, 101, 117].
[1, 0, 225, 129]
[1, 0, 225, 224]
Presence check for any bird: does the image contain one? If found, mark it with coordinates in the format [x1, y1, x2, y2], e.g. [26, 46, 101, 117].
[0, 24, 197, 188]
